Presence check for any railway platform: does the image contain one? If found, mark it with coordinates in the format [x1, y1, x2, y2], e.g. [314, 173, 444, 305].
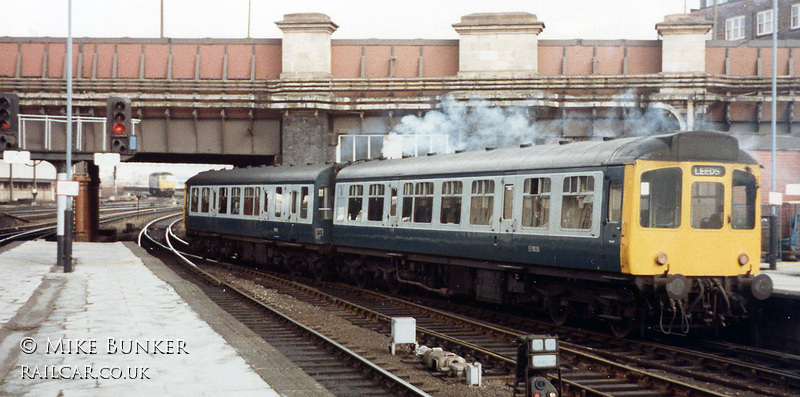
[0, 240, 332, 397]
[761, 261, 800, 298]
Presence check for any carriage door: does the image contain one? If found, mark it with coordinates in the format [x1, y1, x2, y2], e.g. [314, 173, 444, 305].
[287, 186, 300, 241]
[602, 176, 624, 266]
[495, 176, 517, 262]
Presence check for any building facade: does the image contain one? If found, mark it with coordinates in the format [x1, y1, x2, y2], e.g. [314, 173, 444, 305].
[696, 0, 800, 40]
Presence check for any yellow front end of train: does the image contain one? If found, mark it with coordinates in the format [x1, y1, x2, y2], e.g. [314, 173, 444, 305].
[622, 160, 761, 277]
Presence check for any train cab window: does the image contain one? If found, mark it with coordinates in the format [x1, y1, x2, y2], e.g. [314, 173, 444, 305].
[318, 187, 332, 220]
[413, 182, 434, 223]
[367, 184, 385, 222]
[219, 187, 228, 214]
[274, 187, 283, 218]
[200, 188, 210, 213]
[300, 187, 309, 219]
[348, 185, 364, 221]
[522, 178, 550, 228]
[440, 181, 462, 225]
[561, 176, 594, 230]
[640, 168, 681, 228]
[732, 170, 757, 229]
[607, 181, 623, 223]
[231, 187, 241, 215]
[691, 182, 724, 229]
[190, 188, 199, 212]
[243, 187, 256, 216]
[470, 180, 495, 226]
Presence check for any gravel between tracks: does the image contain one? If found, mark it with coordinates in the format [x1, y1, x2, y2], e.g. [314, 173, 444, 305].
[208, 269, 513, 397]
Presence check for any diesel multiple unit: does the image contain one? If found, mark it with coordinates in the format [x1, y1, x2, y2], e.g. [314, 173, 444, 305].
[184, 131, 772, 336]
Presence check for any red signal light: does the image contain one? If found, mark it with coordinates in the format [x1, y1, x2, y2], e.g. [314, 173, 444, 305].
[0, 121, 8, 131]
[112, 123, 126, 134]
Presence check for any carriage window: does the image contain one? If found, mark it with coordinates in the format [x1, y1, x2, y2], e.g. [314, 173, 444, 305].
[440, 181, 462, 225]
[348, 185, 364, 221]
[219, 187, 228, 214]
[640, 168, 681, 228]
[390, 187, 398, 217]
[254, 187, 261, 216]
[264, 187, 269, 216]
[402, 183, 413, 222]
[318, 187, 332, 220]
[413, 182, 434, 223]
[231, 187, 241, 215]
[470, 180, 495, 226]
[300, 187, 309, 219]
[190, 188, 199, 212]
[291, 191, 298, 215]
[692, 182, 724, 229]
[335, 186, 346, 222]
[502, 184, 514, 220]
[243, 187, 255, 216]
[201, 188, 210, 213]
[607, 181, 622, 223]
[561, 176, 594, 230]
[367, 184, 385, 222]
[522, 178, 550, 228]
[274, 187, 283, 218]
[732, 170, 757, 230]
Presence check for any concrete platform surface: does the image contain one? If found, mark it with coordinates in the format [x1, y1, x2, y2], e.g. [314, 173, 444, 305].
[0, 241, 279, 397]
[761, 261, 800, 298]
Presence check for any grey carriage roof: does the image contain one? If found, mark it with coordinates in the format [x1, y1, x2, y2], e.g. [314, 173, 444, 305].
[336, 131, 757, 181]
[185, 163, 334, 186]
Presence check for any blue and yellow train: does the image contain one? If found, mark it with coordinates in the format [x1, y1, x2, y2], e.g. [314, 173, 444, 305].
[184, 131, 772, 336]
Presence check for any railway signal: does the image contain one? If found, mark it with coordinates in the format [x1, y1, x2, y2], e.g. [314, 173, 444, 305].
[515, 335, 560, 397]
[106, 96, 135, 153]
[0, 93, 20, 150]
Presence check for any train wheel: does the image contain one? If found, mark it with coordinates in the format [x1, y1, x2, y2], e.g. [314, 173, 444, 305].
[549, 303, 571, 326]
[386, 272, 403, 295]
[609, 318, 634, 338]
[310, 259, 327, 281]
[353, 271, 371, 289]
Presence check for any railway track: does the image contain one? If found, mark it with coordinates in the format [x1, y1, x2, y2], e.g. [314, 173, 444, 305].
[141, 215, 434, 397]
[0, 205, 180, 246]
[160, 226, 799, 397]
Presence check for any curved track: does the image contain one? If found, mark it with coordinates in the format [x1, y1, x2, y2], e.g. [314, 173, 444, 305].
[140, 216, 434, 397]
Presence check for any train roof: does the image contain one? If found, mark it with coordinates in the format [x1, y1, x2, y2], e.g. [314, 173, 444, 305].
[185, 163, 334, 186]
[336, 131, 758, 181]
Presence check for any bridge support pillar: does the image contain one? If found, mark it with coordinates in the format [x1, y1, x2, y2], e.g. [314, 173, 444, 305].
[73, 162, 99, 242]
[282, 111, 330, 165]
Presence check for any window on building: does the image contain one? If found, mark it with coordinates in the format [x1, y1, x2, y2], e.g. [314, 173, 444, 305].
[792, 4, 800, 29]
[522, 177, 550, 228]
[726, 16, 745, 40]
[691, 182, 724, 229]
[440, 181, 462, 225]
[757, 9, 774, 36]
[348, 185, 364, 221]
[561, 176, 594, 230]
[201, 187, 210, 213]
[367, 184, 385, 222]
[218, 187, 228, 214]
[470, 180, 495, 226]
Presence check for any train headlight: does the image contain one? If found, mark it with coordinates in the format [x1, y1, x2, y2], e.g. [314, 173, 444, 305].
[738, 253, 749, 266]
[655, 252, 668, 266]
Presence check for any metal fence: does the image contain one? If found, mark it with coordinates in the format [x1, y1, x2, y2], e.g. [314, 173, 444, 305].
[336, 134, 450, 163]
[18, 114, 138, 152]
